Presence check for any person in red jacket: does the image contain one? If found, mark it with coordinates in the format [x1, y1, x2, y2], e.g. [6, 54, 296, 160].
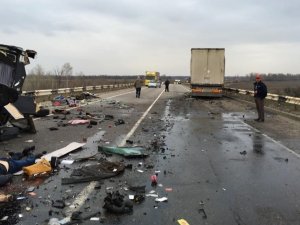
[254, 74, 268, 122]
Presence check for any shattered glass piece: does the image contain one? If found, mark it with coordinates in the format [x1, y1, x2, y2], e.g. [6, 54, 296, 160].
[98, 146, 148, 157]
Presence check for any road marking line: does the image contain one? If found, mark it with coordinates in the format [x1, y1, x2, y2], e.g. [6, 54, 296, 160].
[119, 89, 165, 147]
[240, 120, 300, 159]
[60, 181, 98, 224]
[105, 90, 135, 99]
[181, 85, 191, 92]
[60, 88, 164, 223]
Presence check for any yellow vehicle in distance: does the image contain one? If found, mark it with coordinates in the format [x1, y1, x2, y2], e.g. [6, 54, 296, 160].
[144, 71, 160, 87]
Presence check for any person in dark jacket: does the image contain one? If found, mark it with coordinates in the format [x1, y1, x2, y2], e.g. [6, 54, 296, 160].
[0, 148, 47, 186]
[254, 74, 268, 122]
[134, 76, 142, 98]
[164, 79, 170, 92]
[0, 146, 44, 175]
[0, 156, 35, 175]
[0, 154, 35, 187]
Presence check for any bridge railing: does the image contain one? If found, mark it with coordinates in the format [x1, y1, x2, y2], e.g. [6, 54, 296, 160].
[223, 88, 300, 106]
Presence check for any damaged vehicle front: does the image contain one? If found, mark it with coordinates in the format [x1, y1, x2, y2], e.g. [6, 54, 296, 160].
[0, 44, 37, 141]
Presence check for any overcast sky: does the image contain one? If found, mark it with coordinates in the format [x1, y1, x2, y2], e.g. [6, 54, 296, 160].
[1, 0, 300, 76]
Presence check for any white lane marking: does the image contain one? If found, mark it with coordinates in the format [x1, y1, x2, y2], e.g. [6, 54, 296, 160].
[60, 88, 163, 223]
[119, 89, 165, 147]
[240, 120, 300, 159]
[105, 90, 135, 99]
[60, 182, 98, 224]
[181, 85, 191, 92]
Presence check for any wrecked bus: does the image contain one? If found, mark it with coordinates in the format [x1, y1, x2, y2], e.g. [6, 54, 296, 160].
[0, 44, 37, 141]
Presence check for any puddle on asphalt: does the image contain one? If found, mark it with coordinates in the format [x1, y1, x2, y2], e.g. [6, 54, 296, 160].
[161, 109, 269, 164]
[163, 99, 191, 122]
[222, 113, 252, 133]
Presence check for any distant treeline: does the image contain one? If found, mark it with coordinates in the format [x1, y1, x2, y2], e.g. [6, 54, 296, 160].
[225, 73, 300, 82]
[23, 63, 299, 94]
[225, 73, 300, 97]
[23, 75, 137, 91]
[23, 73, 189, 91]
[23, 63, 194, 91]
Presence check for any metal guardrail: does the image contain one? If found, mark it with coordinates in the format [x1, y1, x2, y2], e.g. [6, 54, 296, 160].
[22, 83, 133, 97]
[224, 88, 300, 106]
[22, 85, 300, 106]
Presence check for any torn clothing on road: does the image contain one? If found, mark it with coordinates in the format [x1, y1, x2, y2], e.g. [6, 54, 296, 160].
[61, 160, 125, 185]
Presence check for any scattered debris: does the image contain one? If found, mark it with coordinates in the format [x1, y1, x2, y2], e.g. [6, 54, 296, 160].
[48, 217, 60, 225]
[26, 186, 35, 193]
[52, 200, 66, 209]
[151, 175, 157, 186]
[0, 174, 13, 187]
[35, 108, 50, 117]
[61, 160, 125, 185]
[61, 159, 74, 165]
[240, 150, 247, 155]
[132, 194, 145, 204]
[49, 127, 59, 131]
[198, 208, 207, 219]
[155, 197, 168, 202]
[103, 191, 133, 214]
[90, 217, 100, 221]
[90, 120, 98, 125]
[104, 115, 114, 120]
[68, 119, 90, 125]
[142, 127, 149, 132]
[115, 119, 125, 126]
[98, 146, 148, 157]
[126, 140, 134, 144]
[128, 185, 146, 193]
[23, 158, 52, 176]
[0, 194, 13, 202]
[178, 219, 190, 225]
[273, 157, 289, 163]
[146, 193, 159, 198]
[43, 142, 85, 161]
[52, 109, 70, 115]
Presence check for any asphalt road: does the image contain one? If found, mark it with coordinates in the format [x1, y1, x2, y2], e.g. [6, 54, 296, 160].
[0, 84, 300, 225]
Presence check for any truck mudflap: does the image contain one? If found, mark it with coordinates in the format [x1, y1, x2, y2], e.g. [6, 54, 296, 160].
[191, 87, 223, 97]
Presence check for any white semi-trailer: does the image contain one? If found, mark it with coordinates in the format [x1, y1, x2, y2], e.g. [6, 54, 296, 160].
[190, 48, 225, 97]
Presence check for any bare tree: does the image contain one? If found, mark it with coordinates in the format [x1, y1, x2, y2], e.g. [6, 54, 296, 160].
[30, 64, 45, 76]
[53, 63, 73, 88]
[26, 64, 46, 89]
[61, 63, 73, 76]
[62, 63, 73, 88]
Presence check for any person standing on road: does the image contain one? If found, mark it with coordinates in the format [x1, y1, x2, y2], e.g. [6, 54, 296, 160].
[164, 79, 170, 92]
[134, 76, 142, 98]
[254, 74, 268, 122]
